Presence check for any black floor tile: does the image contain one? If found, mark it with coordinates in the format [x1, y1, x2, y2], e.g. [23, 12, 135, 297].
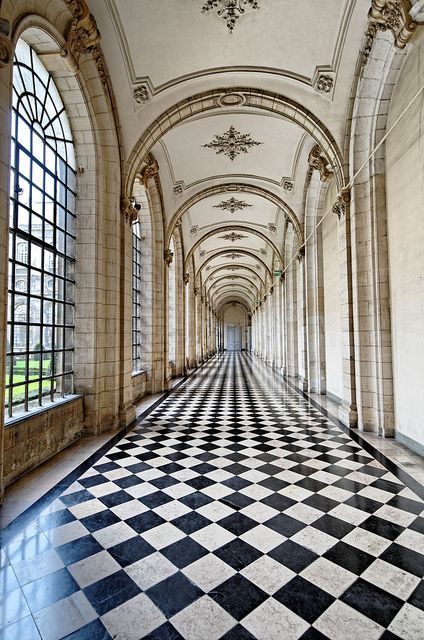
[274, 576, 334, 623]
[84, 570, 140, 615]
[340, 578, 403, 627]
[268, 540, 319, 573]
[22, 568, 79, 612]
[147, 572, 203, 618]
[210, 574, 267, 620]
[108, 536, 155, 567]
[214, 538, 262, 571]
[324, 541, 375, 575]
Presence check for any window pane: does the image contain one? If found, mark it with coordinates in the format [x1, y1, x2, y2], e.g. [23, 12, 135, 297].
[6, 39, 76, 418]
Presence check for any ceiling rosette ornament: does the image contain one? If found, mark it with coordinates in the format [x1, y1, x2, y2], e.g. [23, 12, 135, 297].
[219, 232, 248, 242]
[213, 197, 252, 213]
[203, 126, 262, 161]
[202, 0, 260, 33]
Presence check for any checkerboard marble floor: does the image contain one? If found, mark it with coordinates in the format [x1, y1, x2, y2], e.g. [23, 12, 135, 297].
[1, 353, 424, 640]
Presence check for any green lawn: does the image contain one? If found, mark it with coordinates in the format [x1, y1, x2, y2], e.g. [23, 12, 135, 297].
[6, 359, 53, 403]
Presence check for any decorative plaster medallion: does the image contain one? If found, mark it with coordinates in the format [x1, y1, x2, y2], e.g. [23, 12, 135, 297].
[213, 197, 252, 213]
[283, 179, 294, 192]
[191, 226, 199, 235]
[133, 84, 150, 104]
[219, 232, 248, 242]
[202, 0, 260, 33]
[217, 92, 247, 107]
[260, 248, 266, 256]
[229, 253, 242, 260]
[202, 126, 262, 161]
[267, 223, 276, 233]
[255, 264, 261, 269]
[316, 74, 334, 94]
[173, 184, 183, 195]
[200, 250, 206, 258]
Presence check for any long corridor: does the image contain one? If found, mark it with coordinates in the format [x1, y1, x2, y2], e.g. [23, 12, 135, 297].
[1, 354, 424, 640]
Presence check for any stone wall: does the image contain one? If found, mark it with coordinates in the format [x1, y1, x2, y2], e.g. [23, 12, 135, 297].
[386, 30, 424, 451]
[3, 397, 84, 487]
[132, 371, 148, 404]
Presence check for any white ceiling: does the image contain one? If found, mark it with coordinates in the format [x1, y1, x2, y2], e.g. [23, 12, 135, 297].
[87, 0, 371, 310]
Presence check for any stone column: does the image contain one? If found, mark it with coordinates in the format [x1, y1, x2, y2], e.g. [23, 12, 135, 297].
[334, 191, 358, 427]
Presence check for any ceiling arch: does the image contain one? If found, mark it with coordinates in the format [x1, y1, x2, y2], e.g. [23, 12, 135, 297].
[124, 87, 345, 197]
[185, 225, 283, 268]
[166, 184, 303, 248]
[207, 275, 260, 296]
[195, 249, 272, 282]
[205, 264, 265, 288]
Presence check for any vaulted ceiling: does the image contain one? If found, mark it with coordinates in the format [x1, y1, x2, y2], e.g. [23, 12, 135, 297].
[89, 0, 371, 311]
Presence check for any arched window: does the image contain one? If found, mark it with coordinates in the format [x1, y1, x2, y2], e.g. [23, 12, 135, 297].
[6, 39, 76, 417]
[132, 219, 142, 372]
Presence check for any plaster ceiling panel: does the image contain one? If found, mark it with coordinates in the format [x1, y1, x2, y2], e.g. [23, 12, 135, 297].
[186, 194, 279, 232]
[154, 113, 304, 187]
[106, 0, 350, 89]
[198, 232, 264, 255]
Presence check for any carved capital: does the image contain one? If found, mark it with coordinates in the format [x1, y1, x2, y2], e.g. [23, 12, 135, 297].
[296, 246, 305, 263]
[141, 153, 159, 186]
[307, 145, 333, 182]
[333, 188, 351, 220]
[63, 1, 108, 86]
[194, 287, 199, 297]
[369, 0, 415, 47]
[362, 1, 418, 68]
[184, 272, 190, 285]
[121, 197, 138, 224]
[164, 249, 174, 266]
[0, 20, 12, 68]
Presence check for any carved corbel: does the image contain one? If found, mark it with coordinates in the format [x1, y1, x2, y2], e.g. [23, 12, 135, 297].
[141, 153, 159, 187]
[332, 188, 351, 220]
[121, 197, 138, 224]
[164, 249, 174, 266]
[194, 287, 199, 297]
[63, 1, 107, 85]
[269, 285, 274, 295]
[0, 19, 12, 68]
[184, 272, 190, 285]
[308, 145, 333, 182]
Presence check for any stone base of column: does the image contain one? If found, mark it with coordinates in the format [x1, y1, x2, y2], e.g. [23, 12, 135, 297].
[339, 401, 358, 428]
[298, 376, 308, 392]
[118, 402, 136, 428]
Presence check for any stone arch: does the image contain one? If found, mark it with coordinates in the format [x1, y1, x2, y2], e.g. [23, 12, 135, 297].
[195, 249, 272, 281]
[185, 225, 284, 269]
[205, 264, 266, 288]
[123, 88, 346, 200]
[166, 183, 303, 248]
[341, 24, 412, 435]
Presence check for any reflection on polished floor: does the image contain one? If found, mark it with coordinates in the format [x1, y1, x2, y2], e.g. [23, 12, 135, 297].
[1, 354, 424, 640]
